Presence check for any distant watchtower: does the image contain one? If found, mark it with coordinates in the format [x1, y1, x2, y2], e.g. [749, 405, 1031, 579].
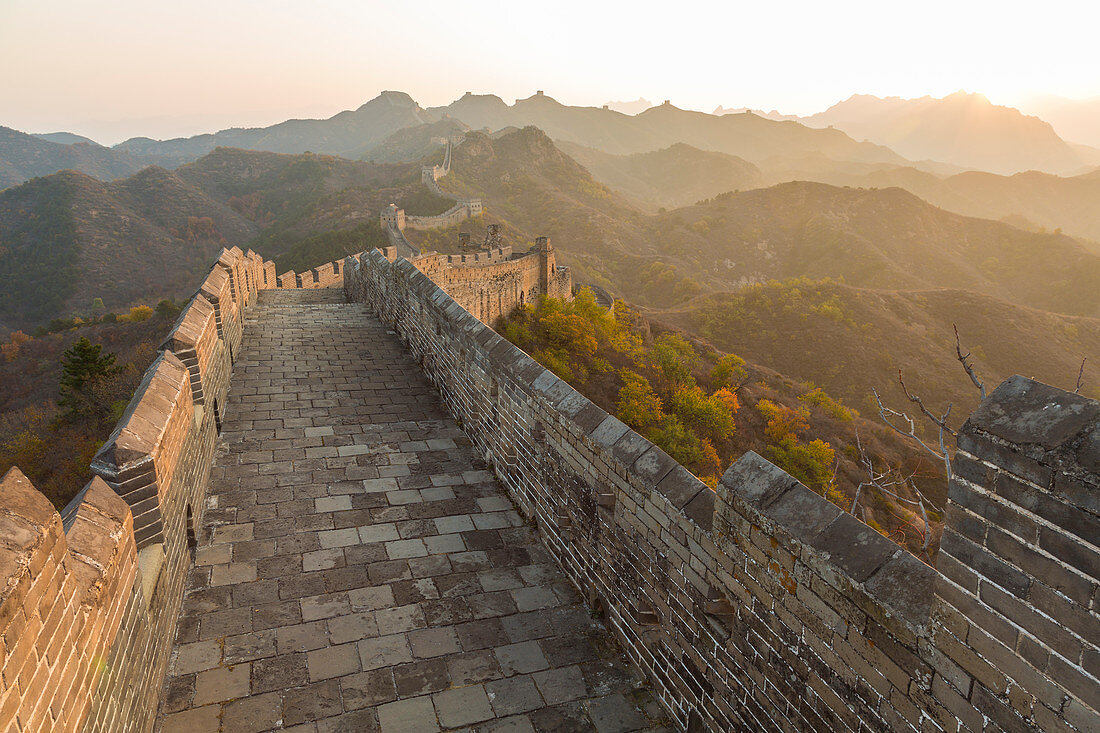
[537, 236, 555, 294]
[380, 203, 405, 231]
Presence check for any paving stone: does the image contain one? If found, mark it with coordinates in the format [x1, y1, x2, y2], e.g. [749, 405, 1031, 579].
[160, 705, 222, 733]
[479, 715, 537, 733]
[276, 620, 330, 654]
[375, 604, 426, 635]
[193, 663, 250, 705]
[407, 626, 461, 658]
[328, 612, 378, 644]
[301, 594, 351, 621]
[586, 693, 649, 733]
[457, 618, 510, 651]
[161, 674, 194, 714]
[172, 640, 222, 675]
[486, 675, 545, 716]
[359, 523, 400, 544]
[222, 691, 283, 733]
[224, 628, 277, 665]
[424, 533, 466, 554]
[533, 665, 588, 704]
[304, 548, 346, 572]
[360, 634, 414, 671]
[320, 527, 360, 548]
[348, 585, 395, 611]
[496, 641, 550, 676]
[392, 658, 452, 696]
[341, 668, 398, 710]
[309, 642, 362, 681]
[433, 685, 495, 727]
[316, 495, 353, 512]
[386, 538, 428, 559]
[377, 695, 440, 733]
[283, 679, 344, 726]
[252, 652, 308, 693]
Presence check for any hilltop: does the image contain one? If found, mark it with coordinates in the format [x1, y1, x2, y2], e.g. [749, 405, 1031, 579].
[0, 147, 433, 330]
[558, 142, 763, 209]
[800, 92, 1100, 174]
[113, 91, 435, 166]
[633, 182, 1100, 316]
[886, 167, 1100, 244]
[0, 126, 144, 189]
[662, 280, 1100, 413]
[434, 129, 1100, 317]
[435, 92, 908, 166]
[362, 118, 469, 163]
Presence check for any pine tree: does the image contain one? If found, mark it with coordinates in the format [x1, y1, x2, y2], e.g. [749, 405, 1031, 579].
[58, 337, 119, 420]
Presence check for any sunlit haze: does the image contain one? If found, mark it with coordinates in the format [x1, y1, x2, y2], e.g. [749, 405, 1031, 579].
[2, 0, 1100, 144]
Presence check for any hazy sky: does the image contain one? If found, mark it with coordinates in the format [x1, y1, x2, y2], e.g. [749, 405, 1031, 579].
[3, 0, 1099, 145]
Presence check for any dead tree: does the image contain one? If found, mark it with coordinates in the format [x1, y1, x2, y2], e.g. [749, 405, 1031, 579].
[851, 431, 936, 558]
[865, 324, 990, 558]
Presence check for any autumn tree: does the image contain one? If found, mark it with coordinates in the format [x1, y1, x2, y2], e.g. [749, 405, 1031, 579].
[616, 370, 664, 430]
[710, 354, 748, 390]
[755, 399, 836, 495]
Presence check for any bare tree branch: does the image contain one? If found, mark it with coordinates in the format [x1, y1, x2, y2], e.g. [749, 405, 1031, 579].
[871, 385, 950, 482]
[851, 432, 936, 557]
[954, 324, 986, 400]
[898, 370, 957, 438]
[1076, 358, 1086, 394]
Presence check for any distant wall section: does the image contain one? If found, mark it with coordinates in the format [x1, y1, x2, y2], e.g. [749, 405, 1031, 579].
[402, 236, 571, 324]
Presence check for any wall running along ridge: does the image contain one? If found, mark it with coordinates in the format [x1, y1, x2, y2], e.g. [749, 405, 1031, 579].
[402, 238, 572, 325]
[0, 246, 347, 732]
[345, 249, 1099, 732]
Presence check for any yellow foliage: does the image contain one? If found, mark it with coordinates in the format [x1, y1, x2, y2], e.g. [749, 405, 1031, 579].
[128, 305, 153, 322]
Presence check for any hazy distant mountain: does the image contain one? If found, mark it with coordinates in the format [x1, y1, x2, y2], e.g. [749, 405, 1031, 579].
[362, 118, 469, 163]
[644, 181, 1100, 317]
[603, 98, 654, 115]
[713, 106, 797, 121]
[434, 91, 908, 166]
[666, 282, 1100, 412]
[426, 127, 1100, 320]
[801, 92, 1098, 175]
[0, 147, 429, 329]
[1020, 95, 1100, 149]
[891, 168, 1100, 244]
[33, 132, 101, 146]
[0, 126, 143, 189]
[113, 91, 437, 167]
[558, 141, 762, 209]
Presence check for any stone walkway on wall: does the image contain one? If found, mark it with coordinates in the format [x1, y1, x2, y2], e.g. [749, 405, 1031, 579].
[156, 288, 670, 733]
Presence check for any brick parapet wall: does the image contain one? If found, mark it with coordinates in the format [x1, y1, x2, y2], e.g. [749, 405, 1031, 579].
[936, 376, 1099, 731]
[89, 351, 192, 549]
[0, 244, 266, 731]
[0, 468, 139, 733]
[345, 249, 1099, 732]
[405, 202, 480, 230]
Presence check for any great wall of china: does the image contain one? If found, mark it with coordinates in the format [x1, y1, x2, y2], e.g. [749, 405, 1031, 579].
[0, 143, 1096, 733]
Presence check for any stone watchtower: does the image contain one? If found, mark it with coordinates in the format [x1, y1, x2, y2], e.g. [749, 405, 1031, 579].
[380, 203, 405, 231]
[537, 236, 555, 294]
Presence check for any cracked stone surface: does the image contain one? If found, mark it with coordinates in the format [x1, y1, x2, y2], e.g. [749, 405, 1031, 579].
[156, 288, 670, 732]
